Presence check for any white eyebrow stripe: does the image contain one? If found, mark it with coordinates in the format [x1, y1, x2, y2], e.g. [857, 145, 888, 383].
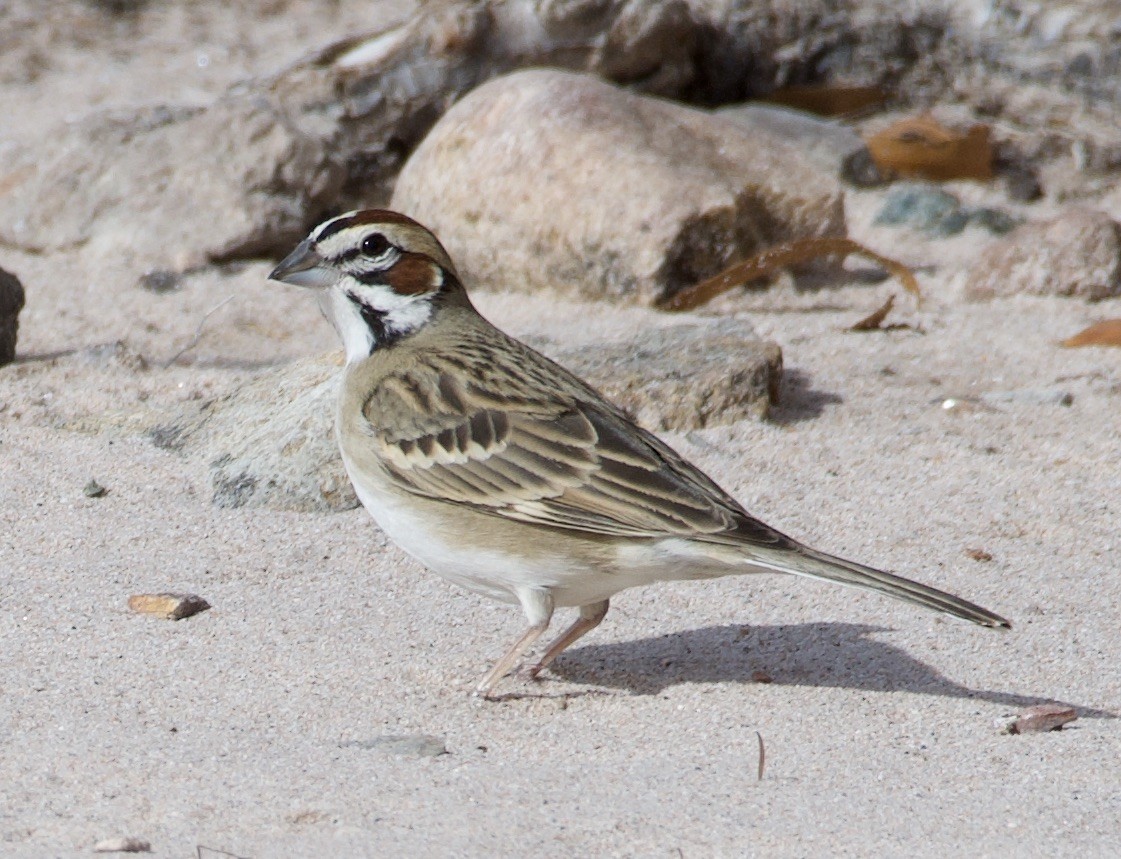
[311, 210, 361, 242]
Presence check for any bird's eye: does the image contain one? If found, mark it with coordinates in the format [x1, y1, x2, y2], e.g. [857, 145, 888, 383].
[361, 233, 392, 258]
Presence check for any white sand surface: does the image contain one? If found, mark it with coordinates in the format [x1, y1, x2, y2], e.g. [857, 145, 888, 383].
[3, 256, 1120, 854]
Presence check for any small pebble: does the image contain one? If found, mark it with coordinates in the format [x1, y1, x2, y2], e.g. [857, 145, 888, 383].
[874, 183, 1020, 237]
[128, 593, 210, 621]
[874, 184, 966, 235]
[339, 734, 448, 757]
[980, 389, 1073, 407]
[969, 206, 1021, 235]
[938, 396, 995, 414]
[1001, 163, 1043, 202]
[137, 269, 182, 294]
[84, 479, 109, 498]
[840, 147, 887, 187]
[1006, 704, 1078, 734]
[93, 836, 151, 853]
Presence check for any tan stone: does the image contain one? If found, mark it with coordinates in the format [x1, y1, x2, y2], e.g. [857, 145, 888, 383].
[0, 98, 344, 269]
[127, 593, 210, 621]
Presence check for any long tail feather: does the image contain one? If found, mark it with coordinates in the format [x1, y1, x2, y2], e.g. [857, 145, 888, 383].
[749, 544, 1011, 629]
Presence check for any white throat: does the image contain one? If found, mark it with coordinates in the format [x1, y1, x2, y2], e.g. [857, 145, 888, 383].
[318, 283, 434, 363]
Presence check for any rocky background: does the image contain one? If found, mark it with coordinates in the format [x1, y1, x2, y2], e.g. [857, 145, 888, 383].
[2, 0, 1120, 855]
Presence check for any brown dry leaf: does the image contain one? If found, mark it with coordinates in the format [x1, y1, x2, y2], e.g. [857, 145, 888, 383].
[850, 294, 895, 331]
[1006, 704, 1078, 735]
[1060, 319, 1121, 348]
[764, 84, 885, 117]
[867, 115, 992, 181]
[128, 593, 211, 621]
[755, 731, 766, 781]
[658, 237, 919, 313]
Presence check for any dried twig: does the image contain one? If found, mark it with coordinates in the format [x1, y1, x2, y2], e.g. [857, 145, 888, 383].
[163, 296, 235, 368]
[656, 237, 921, 313]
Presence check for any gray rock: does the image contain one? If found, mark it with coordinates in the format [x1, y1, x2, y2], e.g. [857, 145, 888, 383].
[531, 319, 782, 430]
[967, 207, 1021, 236]
[964, 208, 1121, 301]
[717, 103, 883, 186]
[874, 184, 1020, 237]
[874, 185, 967, 235]
[83, 479, 109, 498]
[339, 734, 448, 757]
[158, 320, 780, 512]
[392, 69, 845, 305]
[137, 269, 182, 294]
[149, 352, 355, 513]
[215, 355, 352, 513]
[0, 266, 25, 365]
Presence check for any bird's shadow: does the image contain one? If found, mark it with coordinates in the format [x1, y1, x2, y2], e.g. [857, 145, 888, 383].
[547, 622, 1113, 718]
[768, 368, 843, 424]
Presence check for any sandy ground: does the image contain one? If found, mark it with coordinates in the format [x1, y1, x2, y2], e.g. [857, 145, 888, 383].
[3, 2, 1121, 856]
[4, 252, 1120, 856]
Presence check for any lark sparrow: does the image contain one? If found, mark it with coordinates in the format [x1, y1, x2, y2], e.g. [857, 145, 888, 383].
[270, 209, 1010, 698]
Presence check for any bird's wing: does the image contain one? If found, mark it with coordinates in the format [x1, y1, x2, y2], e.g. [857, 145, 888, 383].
[363, 356, 787, 543]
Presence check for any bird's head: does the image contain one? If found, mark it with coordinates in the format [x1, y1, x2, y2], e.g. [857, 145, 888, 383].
[270, 209, 463, 361]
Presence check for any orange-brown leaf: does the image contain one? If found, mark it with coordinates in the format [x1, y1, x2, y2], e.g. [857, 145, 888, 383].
[867, 115, 992, 181]
[1061, 319, 1121, 348]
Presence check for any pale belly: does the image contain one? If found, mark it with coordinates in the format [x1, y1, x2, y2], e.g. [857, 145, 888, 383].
[344, 465, 730, 608]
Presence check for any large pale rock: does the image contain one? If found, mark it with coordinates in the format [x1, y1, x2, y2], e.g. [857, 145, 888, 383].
[154, 320, 780, 512]
[0, 98, 344, 268]
[0, 0, 696, 271]
[964, 208, 1121, 301]
[392, 70, 846, 305]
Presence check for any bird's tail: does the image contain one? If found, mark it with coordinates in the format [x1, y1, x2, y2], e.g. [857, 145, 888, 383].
[744, 543, 1011, 629]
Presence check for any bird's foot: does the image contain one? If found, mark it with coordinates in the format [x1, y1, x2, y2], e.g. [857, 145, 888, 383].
[515, 662, 545, 682]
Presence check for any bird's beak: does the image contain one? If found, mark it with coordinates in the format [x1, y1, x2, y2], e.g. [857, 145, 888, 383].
[269, 240, 336, 288]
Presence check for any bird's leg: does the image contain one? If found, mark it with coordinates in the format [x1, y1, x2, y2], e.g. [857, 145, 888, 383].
[524, 599, 609, 680]
[474, 588, 554, 699]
